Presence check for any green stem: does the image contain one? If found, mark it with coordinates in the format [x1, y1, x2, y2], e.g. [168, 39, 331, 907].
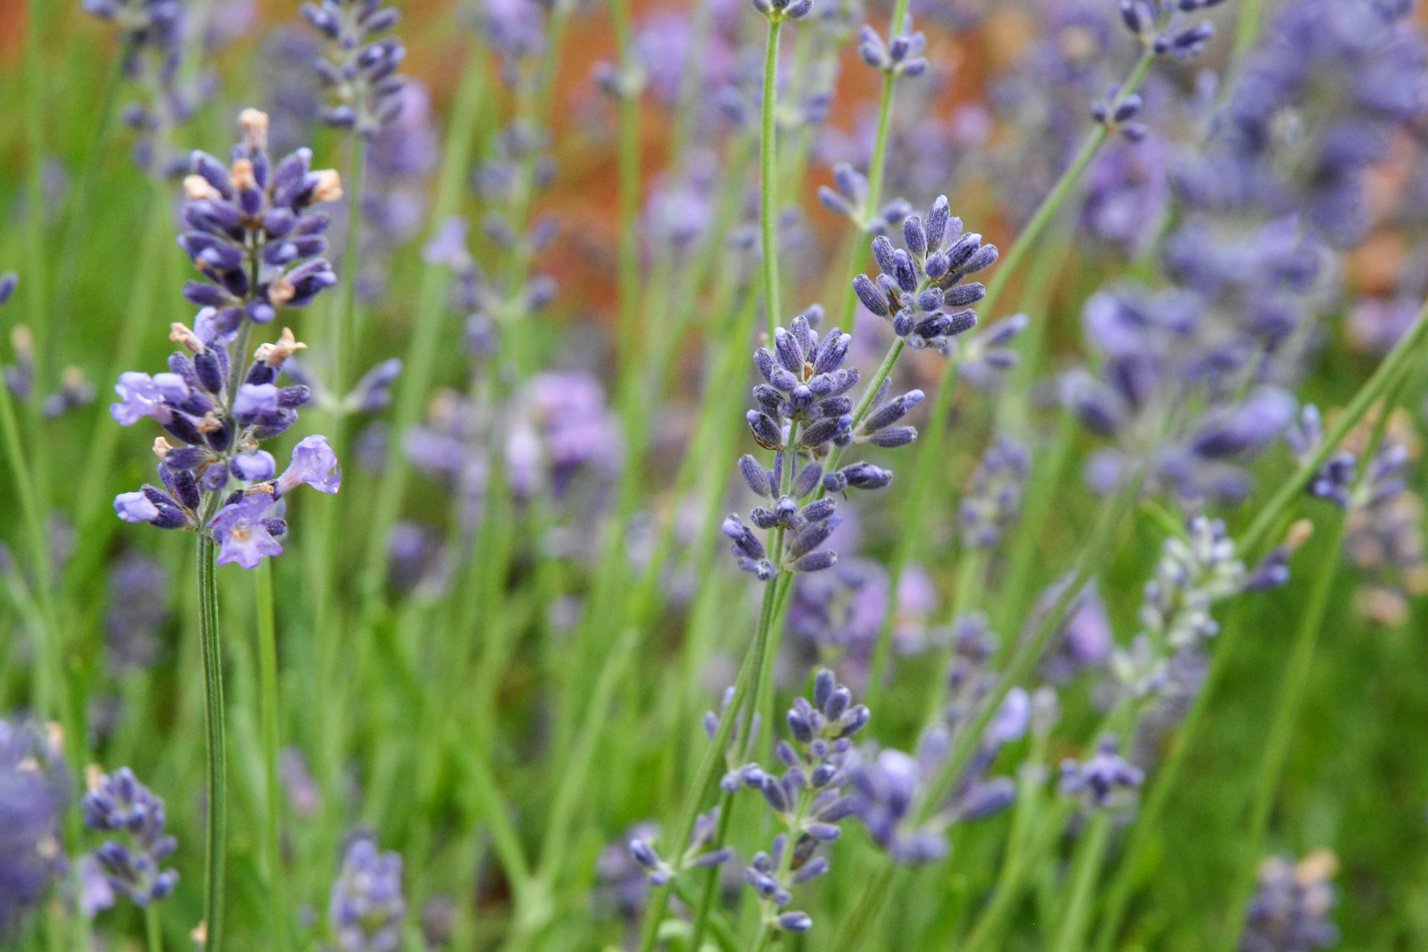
[899, 53, 1156, 587]
[197, 534, 227, 952]
[1050, 815, 1112, 952]
[609, 0, 641, 382]
[635, 574, 791, 952]
[686, 787, 736, 951]
[1220, 511, 1348, 946]
[759, 16, 784, 342]
[254, 561, 290, 950]
[145, 905, 164, 952]
[830, 866, 902, 952]
[835, 0, 911, 327]
[1093, 300, 1428, 952]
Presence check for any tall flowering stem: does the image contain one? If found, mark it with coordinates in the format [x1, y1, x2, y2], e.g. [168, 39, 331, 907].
[197, 533, 228, 951]
[833, 0, 913, 329]
[759, 17, 785, 342]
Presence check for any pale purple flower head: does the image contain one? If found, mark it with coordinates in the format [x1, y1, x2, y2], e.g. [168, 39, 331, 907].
[277, 435, 343, 496]
[209, 493, 286, 569]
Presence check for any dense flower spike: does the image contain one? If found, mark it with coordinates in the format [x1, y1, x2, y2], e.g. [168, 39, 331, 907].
[82, 767, 179, 907]
[330, 833, 407, 952]
[113, 111, 342, 568]
[852, 195, 996, 351]
[731, 671, 869, 934]
[0, 720, 67, 937]
[179, 110, 340, 334]
[1239, 851, 1340, 952]
[302, 0, 407, 136]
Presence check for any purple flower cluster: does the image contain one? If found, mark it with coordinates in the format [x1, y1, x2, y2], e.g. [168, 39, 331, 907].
[178, 110, 340, 334]
[1181, 0, 1427, 247]
[330, 833, 407, 952]
[1291, 406, 1428, 625]
[857, 17, 928, 77]
[959, 435, 1031, 550]
[81, 0, 191, 174]
[628, 809, 732, 886]
[1059, 734, 1145, 810]
[1, 274, 97, 419]
[81, 767, 178, 907]
[112, 110, 343, 569]
[852, 195, 997, 352]
[724, 308, 922, 579]
[1065, 283, 1301, 502]
[1117, 0, 1225, 59]
[729, 670, 870, 934]
[302, 0, 408, 136]
[0, 719, 68, 937]
[1239, 851, 1339, 952]
[849, 621, 1028, 864]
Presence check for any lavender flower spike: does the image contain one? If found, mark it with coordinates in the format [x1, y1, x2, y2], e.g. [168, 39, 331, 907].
[82, 767, 180, 907]
[303, 0, 408, 136]
[330, 833, 407, 952]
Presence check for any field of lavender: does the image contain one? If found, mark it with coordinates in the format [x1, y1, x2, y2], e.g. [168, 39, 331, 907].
[3, 0, 1428, 949]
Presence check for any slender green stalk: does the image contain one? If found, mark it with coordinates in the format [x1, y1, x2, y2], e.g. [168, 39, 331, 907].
[48, 50, 128, 370]
[197, 534, 228, 952]
[963, 800, 1077, 951]
[635, 574, 791, 952]
[670, 878, 740, 952]
[1050, 814, 1112, 952]
[1094, 300, 1428, 952]
[254, 561, 290, 950]
[897, 53, 1157, 587]
[145, 905, 164, 952]
[609, 0, 641, 381]
[831, 866, 902, 952]
[759, 16, 784, 341]
[686, 787, 737, 951]
[1220, 510, 1348, 946]
[834, 0, 912, 328]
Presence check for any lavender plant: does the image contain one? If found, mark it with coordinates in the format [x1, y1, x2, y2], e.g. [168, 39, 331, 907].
[9, 1, 1428, 950]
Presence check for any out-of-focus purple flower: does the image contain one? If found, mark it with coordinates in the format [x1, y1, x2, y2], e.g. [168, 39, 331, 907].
[627, 808, 732, 887]
[1035, 578, 1113, 683]
[1239, 851, 1339, 952]
[330, 833, 406, 952]
[0, 718, 68, 937]
[1059, 734, 1144, 810]
[302, 0, 407, 136]
[104, 552, 169, 670]
[82, 767, 179, 907]
[959, 435, 1030, 550]
[1179, 0, 1427, 247]
[1080, 135, 1170, 257]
